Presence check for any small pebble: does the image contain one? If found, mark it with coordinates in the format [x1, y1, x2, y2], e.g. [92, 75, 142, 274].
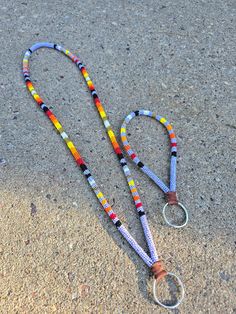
[30, 203, 37, 216]
[0, 158, 6, 165]
[79, 284, 90, 298]
[68, 272, 75, 282]
[72, 292, 78, 301]
[219, 271, 230, 282]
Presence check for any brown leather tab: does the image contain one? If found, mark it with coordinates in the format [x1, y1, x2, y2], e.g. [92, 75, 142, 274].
[166, 191, 178, 205]
[151, 261, 167, 281]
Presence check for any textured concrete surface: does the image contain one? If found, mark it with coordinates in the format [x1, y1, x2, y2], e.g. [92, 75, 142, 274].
[0, 0, 236, 313]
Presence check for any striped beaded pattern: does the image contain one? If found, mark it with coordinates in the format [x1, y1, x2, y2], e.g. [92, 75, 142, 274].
[23, 42, 158, 268]
[121, 110, 177, 193]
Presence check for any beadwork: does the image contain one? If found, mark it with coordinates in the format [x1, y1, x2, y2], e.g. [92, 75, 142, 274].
[121, 110, 189, 228]
[23, 42, 185, 308]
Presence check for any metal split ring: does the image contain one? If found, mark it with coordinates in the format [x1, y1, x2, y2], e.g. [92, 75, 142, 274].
[162, 202, 189, 228]
[153, 272, 185, 309]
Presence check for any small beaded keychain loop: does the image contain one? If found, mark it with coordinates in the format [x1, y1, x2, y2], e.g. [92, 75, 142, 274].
[120, 110, 189, 228]
[23, 42, 185, 308]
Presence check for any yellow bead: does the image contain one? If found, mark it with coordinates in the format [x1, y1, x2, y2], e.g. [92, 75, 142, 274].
[160, 117, 166, 124]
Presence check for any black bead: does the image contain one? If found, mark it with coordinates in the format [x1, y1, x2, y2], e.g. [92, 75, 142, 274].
[80, 164, 88, 172]
[137, 161, 144, 168]
[138, 211, 145, 217]
[117, 153, 124, 161]
[115, 220, 122, 227]
[42, 106, 49, 112]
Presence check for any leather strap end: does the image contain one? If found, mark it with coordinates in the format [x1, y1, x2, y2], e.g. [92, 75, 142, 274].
[166, 191, 178, 205]
[151, 261, 167, 281]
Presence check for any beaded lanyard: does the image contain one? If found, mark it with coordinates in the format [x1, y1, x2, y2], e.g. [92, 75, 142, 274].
[23, 42, 185, 308]
[121, 110, 189, 228]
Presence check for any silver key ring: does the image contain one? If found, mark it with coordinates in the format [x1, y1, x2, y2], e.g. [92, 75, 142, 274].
[162, 202, 189, 228]
[153, 272, 185, 309]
